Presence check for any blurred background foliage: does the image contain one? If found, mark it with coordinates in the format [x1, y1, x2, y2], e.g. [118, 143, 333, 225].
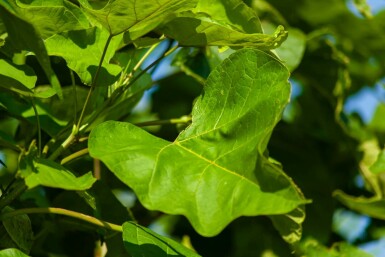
[1, 0, 385, 256]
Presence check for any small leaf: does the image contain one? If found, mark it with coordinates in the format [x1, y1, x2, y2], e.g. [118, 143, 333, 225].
[122, 222, 200, 257]
[0, 4, 62, 98]
[0, 248, 30, 257]
[79, 0, 198, 38]
[299, 239, 374, 257]
[1, 207, 34, 254]
[0, 59, 36, 96]
[89, 49, 307, 236]
[23, 159, 96, 190]
[45, 27, 122, 87]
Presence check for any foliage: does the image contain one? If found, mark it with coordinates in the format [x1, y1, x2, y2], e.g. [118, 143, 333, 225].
[0, 0, 384, 256]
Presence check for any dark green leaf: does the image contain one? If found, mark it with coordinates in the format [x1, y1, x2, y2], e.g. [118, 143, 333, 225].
[1, 207, 33, 254]
[78, 0, 198, 38]
[89, 49, 307, 236]
[0, 4, 62, 98]
[122, 221, 200, 257]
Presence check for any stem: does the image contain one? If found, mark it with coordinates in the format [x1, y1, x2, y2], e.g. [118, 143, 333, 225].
[82, 44, 179, 132]
[48, 132, 75, 161]
[71, 70, 78, 125]
[132, 38, 164, 74]
[0, 180, 28, 212]
[0, 207, 123, 233]
[134, 116, 192, 127]
[77, 35, 113, 131]
[60, 148, 89, 165]
[31, 100, 41, 157]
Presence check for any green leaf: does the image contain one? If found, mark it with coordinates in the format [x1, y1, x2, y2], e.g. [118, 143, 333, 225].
[78, 0, 198, 38]
[267, 25, 306, 71]
[89, 49, 307, 236]
[195, 0, 263, 33]
[0, 59, 36, 96]
[0, 4, 62, 98]
[122, 222, 200, 257]
[353, 0, 372, 19]
[160, 13, 287, 48]
[1, 207, 34, 254]
[269, 205, 306, 245]
[0, 248, 30, 257]
[22, 158, 96, 190]
[4, 0, 89, 39]
[45, 27, 122, 87]
[299, 239, 374, 257]
[333, 191, 385, 220]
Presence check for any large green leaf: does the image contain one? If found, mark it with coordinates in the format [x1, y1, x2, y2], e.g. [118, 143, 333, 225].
[0, 4, 62, 98]
[89, 49, 307, 236]
[122, 222, 200, 257]
[78, 0, 197, 38]
[3, 0, 89, 39]
[45, 27, 122, 86]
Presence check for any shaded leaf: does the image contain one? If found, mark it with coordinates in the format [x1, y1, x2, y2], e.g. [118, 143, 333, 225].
[269, 205, 306, 245]
[4, 0, 89, 39]
[0, 4, 62, 98]
[1, 207, 34, 254]
[122, 221, 200, 257]
[45, 27, 122, 87]
[89, 49, 307, 236]
[79, 0, 197, 38]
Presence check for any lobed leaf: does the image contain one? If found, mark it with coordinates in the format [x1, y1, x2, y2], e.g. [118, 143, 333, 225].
[89, 49, 307, 236]
[122, 222, 200, 257]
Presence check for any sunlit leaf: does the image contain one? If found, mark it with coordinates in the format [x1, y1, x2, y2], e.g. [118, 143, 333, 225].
[78, 0, 197, 38]
[0, 59, 36, 96]
[89, 49, 307, 236]
[0, 248, 30, 257]
[122, 221, 200, 257]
